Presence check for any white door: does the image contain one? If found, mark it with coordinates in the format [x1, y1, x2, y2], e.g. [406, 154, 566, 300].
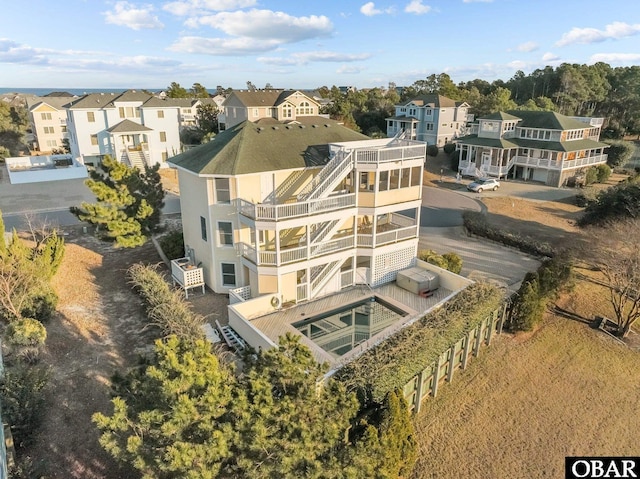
[260, 173, 275, 203]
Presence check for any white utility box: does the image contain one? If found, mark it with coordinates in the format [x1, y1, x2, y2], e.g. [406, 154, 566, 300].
[171, 257, 205, 298]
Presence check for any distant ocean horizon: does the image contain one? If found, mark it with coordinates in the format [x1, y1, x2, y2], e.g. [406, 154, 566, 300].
[0, 87, 166, 96]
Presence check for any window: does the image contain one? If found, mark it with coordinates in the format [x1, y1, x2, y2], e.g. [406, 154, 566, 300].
[119, 107, 125, 118]
[157, 110, 164, 118]
[390, 169, 400, 189]
[221, 263, 236, 287]
[215, 177, 231, 203]
[359, 172, 375, 192]
[200, 216, 207, 241]
[253, 108, 259, 117]
[283, 106, 292, 118]
[400, 168, 411, 188]
[44, 126, 55, 134]
[296, 101, 312, 115]
[159, 131, 167, 142]
[41, 112, 52, 120]
[410, 166, 421, 186]
[425, 109, 432, 116]
[426, 123, 434, 131]
[218, 222, 233, 246]
[61, 126, 67, 133]
[46, 139, 57, 147]
[126, 107, 134, 117]
[161, 152, 168, 162]
[378, 171, 389, 191]
[90, 134, 98, 146]
[184, 108, 192, 114]
[87, 112, 95, 122]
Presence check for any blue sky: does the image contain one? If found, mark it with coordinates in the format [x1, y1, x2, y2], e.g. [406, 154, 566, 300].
[1, 0, 640, 90]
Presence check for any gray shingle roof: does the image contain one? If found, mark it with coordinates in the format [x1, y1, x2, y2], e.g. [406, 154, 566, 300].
[480, 112, 521, 121]
[505, 110, 592, 130]
[106, 119, 153, 133]
[404, 94, 462, 108]
[456, 134, 607, 152]
[169, 118, 369, 176]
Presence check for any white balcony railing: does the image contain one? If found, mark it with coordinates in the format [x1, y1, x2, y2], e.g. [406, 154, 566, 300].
[237, 193, 356, 221]
[354, 145, 425, 164]
[513, 154, 606, 170]
[340, 270, 354, 288]
[229, 285, 252, 304]
[357, 225, 418, 248]
[239, 236, 355, 267]
[297, 283, 308, 302]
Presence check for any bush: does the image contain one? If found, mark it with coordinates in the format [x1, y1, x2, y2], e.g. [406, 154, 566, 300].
[442, 253, 463, 274]
[128, 263, 204, 341]
[462, 210, 555, 257]
[7, 319, 47, 347]
[0, 364, 50, 448]
[578, 182, 640, 226]
[508, 272, 545, 332]
[575, 187, 598, 207]
[443, 143, 456, 155]
[585, 167, 598, 186]
[159, 229, 185, 260]
[418, 250, 463, 274]
[596, 163, 611, 183]
[427, 144, 439, 157]
[21, 288, 58, 323]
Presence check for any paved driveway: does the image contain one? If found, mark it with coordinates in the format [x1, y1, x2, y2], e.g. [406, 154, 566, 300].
[421, 186, 482, 227]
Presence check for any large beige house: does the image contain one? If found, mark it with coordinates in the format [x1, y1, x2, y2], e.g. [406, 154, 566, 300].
[169, 117, 429, 361]
[27, 94, 76, 153]
[456, 110, 608, 187]
[222, 90, 323, 130]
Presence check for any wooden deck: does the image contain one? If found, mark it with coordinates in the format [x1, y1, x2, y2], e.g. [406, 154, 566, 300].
[250, 283, 455, 366]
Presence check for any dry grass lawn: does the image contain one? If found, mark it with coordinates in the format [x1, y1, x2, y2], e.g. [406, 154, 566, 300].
[411, 315, 640, 479]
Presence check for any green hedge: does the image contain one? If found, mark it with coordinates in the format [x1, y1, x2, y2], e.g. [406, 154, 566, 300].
[462, 210, 555, 257]
[336, 282, 503, 403]
[128, 263, 204, 342]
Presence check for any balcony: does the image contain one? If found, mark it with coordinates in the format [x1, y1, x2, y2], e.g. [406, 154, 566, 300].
[353, 144, 425, 165]
[238, 236, 355, 267]
[356, 214, 419, 248]
[513, 154, 606, 170]
[237, 193, 356, 221]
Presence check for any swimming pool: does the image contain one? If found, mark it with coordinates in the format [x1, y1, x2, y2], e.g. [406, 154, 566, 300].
[293, 297, 408, 358]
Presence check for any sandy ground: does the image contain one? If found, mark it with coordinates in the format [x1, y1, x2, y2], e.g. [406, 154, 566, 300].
[21, 226, 229, 478]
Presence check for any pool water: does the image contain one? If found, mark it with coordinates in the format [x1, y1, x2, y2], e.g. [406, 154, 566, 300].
[293, 297, 408, 358]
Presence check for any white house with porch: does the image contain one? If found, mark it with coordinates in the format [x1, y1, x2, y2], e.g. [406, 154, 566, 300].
[456, 111, 607, 187]
[65, 90, 181, 168]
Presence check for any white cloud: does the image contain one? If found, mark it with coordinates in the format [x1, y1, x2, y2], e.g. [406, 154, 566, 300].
[556, 21, 640, 46]
[162, 0, 256, 16]
[337, 65, 364, 74]
[168, 35, 281, 55]
[405, 0, 431, 14]
[516, 41, 538, 52]
[507, 60, 527, 70]
[185, 9, 333, 43]
[360, 2, 382, 16]
[462, 0, 493, 3]
[542, 52, 560, 62]
[590, 52, 640, 64]
[258, 51, 371, 66]
[103, 2, 164, 30]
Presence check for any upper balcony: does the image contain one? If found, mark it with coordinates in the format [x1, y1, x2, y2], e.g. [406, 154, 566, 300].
[352, 142, 425, 165]
[238, 193, 356, 222]
[513, 154, 607, 170]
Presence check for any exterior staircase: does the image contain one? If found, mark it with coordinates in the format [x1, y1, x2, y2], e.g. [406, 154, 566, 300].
[309, 259, 344, 299]
[263, 170, 306, 204]
[297, 149, 354, 202]
[126, 150, 147, 170]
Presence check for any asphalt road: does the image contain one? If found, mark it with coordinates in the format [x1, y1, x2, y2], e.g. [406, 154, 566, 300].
[420, 185, 482, 227]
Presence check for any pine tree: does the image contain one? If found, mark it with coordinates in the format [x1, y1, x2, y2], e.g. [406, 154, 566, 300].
[228, 333, 360, 479]
[93, 335, 235, 479]
[71, 155, 165, 248]
[0, 208, 6, 258]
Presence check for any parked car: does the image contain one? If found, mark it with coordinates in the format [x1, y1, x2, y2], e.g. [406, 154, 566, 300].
[467, 177, 500, 193]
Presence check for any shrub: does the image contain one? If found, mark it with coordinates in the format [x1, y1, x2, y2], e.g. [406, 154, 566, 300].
[21, 288, 58, 323]
[159, 229, 185, 260]
[7, 318, 47, 347]
[0, 364, 50, 448]
[427, 144, 439, 157]
[575, 188, 599, 207]
[578, 182, 640, 226]
[508, 272, 545, 332]
[442, 253, 463, 274]
[462, 210, 555, 257]
[585, 167, 598, 186]
[443, 143, 456, 155]
[128, 263, 204, 341]
[596, 163, 611, 183]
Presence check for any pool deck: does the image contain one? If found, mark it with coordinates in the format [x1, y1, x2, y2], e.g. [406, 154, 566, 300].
[251, 283, 454, 366]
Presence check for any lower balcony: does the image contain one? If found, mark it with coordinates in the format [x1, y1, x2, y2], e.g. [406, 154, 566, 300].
[356, 213, 419, 248]
[239, 236, 355, 267]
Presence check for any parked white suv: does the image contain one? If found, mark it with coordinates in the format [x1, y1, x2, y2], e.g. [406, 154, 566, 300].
[467, 177, 500, 193]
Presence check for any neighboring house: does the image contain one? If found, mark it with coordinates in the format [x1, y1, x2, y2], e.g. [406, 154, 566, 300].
[26, 95, 76, 152]
[65, 90, 181, 168]
[456, 110, 607, 187]
[169, 117, 427, 357]
[222, 90, 323, 130]
[386, 94, 471, 146]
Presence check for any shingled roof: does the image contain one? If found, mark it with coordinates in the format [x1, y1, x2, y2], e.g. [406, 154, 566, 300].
[504, 110, 592, 130]
[404, 94, 464, 108]
[169, 117, 369, 176]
